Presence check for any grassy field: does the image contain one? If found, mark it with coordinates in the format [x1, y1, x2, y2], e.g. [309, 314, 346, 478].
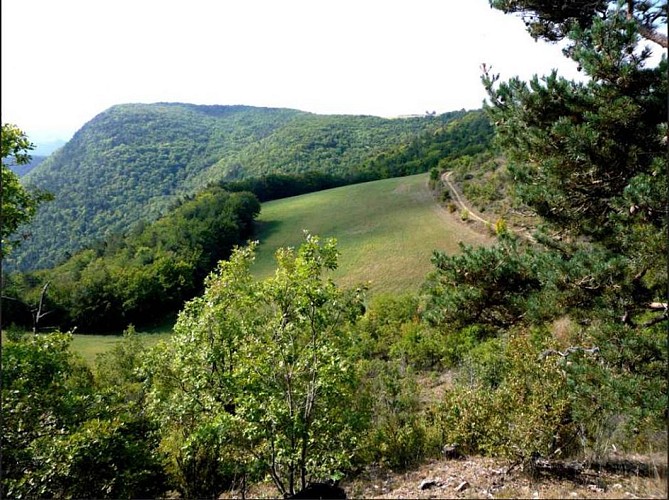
[252, 173, 492, 295]
[67, 173, 491, 361]
[71, 331, 172, 366]
[70, 318, 175, 365]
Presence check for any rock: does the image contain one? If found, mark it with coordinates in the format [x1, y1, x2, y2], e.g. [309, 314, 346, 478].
[442, 444, 464, 460]
[419, 478, 441, 490]
[454, 481, 469, 492]
[587, 484, 604, 493]
[288, 482, 347, 499]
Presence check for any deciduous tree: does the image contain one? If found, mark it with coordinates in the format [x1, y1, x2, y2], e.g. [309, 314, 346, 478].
[1, 124, 51, 257]
[145, 234, 369, 498]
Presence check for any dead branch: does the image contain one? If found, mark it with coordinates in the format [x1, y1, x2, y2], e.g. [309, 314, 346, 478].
[539, 346, 600, 361]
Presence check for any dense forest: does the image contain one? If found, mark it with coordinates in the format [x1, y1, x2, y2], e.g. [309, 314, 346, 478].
[1, 0, 666, 498]
[10, 105, 485, 271]
[3, 186, 259, 332]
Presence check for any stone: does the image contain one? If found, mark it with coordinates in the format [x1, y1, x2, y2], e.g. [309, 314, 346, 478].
[419, 479, 441, 490]
[442, 444, 464, 460]
[455, 481, 470, 492]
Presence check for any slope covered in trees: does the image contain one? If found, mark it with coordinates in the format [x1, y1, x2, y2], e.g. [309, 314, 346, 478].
[3, 186, 259, 332]
[10, 104, 489, 271]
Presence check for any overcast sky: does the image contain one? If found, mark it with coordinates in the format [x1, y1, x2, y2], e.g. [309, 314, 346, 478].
[2, 0, 586, 146]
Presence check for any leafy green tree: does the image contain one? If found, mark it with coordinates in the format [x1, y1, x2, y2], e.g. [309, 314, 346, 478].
[145, 234, 369, 498]
[1, 333, 94, 497]
[2, 329, 168, 498]
[1, 124, 51, 257]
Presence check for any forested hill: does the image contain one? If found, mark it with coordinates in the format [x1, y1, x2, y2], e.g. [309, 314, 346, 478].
[11, 103, 490, 271]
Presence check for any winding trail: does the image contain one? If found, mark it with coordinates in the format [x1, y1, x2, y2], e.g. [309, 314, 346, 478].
[441, 171, 490, 225]
[440, 171, 535, 242]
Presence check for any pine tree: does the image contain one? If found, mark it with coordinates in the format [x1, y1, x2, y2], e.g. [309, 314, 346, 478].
[482, 0, 667, 326]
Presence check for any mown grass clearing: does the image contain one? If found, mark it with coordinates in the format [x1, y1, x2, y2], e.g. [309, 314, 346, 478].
[71, 318, 175, 365]
[71, 331, 172, 366]
[252, 173, 492, 295]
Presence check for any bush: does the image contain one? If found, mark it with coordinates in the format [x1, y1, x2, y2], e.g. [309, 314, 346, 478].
[435, 332, 578, 461]
[350, 293, 419, 361]
[357, 360, 441, 470]
[440, 325, 487, 368]
[23, 417, 167, 499]
[390, 323, 447, 371]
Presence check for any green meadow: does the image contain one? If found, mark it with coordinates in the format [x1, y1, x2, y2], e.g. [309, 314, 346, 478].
[252, 173, 492, 295]
[70, 173, 491, 361]
[71, 330, 172, 366]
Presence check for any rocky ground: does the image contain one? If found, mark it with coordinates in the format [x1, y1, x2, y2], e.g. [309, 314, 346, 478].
[340, 453, 667, 499]
[226, 452, 667, 499]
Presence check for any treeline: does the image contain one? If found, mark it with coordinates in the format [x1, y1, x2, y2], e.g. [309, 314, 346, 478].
[2, 110, 493, 332]
[352, 109, 493, 180]
[2, 187, 259, 332]
[222, 111, 493, 202]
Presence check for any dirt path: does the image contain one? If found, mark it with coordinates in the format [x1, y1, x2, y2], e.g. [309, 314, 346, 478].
[441, 171, 490, 226]
[441, 171, 535, 242]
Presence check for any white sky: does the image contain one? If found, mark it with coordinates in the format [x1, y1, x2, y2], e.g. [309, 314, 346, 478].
[2, 0, 586, 145]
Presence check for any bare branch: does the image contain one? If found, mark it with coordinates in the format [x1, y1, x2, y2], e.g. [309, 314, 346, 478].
[637, 24, 668, 48]
[539, 346, 600, 360]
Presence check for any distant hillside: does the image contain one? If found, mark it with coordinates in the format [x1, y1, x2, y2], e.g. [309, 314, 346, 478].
[8, 155, 47, 177]
[11, 103, 490, 271]
[32, 139, 67, 156]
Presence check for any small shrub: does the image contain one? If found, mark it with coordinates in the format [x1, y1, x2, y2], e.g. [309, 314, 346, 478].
[440, 189, 451, 202]
[390, 323, 447, 371]
[435, 332, 578, 460]
[495, 218, 508, 235]
[357, 360, 441, 470]
[441, 325, 487, 368]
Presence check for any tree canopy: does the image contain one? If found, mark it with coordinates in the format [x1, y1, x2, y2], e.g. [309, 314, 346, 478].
[145, 235, 368, 497]
[490, 0, 667, 47]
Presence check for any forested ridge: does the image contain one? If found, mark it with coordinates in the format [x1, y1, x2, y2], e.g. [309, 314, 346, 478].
[10, 104, 486, 271]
